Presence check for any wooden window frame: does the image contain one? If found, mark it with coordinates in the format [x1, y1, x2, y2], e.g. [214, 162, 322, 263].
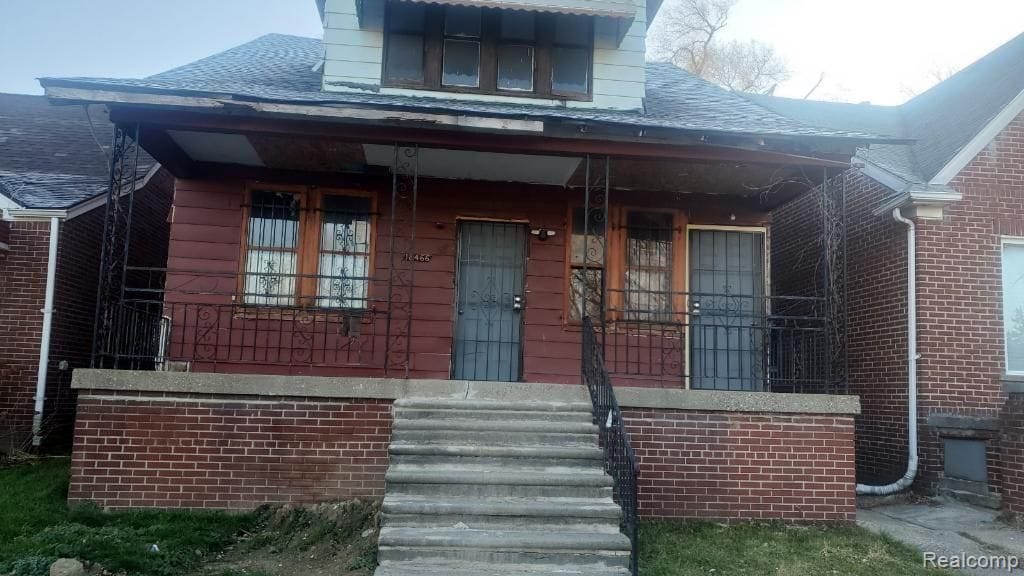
[382, 1, 593, 101]
[239, 184, 377, 310]
[564, 205, 687, 325]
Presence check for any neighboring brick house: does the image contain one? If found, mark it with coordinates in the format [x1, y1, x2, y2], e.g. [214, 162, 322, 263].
[0, 94, 172, 453]
[753, 32, 1024, 509]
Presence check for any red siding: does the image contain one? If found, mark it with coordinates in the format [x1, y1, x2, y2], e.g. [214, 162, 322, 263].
[166, 177, 768, 386]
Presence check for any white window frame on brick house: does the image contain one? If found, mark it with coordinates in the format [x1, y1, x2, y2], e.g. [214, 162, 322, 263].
[1001, 237, 1024, 375]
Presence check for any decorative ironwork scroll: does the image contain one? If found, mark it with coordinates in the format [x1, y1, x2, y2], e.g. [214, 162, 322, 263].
[821, 169, 849, 393]
[91, 123, 141, 368]
[581, 155, 611, 339]
[385, 145, 419, 376]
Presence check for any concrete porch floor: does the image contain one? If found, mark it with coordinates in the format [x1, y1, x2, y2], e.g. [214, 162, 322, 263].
[859, 498, 1024, 575]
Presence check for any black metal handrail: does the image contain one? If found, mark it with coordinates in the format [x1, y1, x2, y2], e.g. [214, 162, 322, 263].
[581, 316, 639, 576]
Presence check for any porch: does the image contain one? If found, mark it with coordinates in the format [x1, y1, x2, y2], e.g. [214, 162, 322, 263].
[90, 127, 848, 396]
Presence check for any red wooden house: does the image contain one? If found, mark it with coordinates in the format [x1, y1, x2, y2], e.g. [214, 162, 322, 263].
[39, 2, 886, 572]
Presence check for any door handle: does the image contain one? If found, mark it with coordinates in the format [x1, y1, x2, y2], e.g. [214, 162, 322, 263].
[513, 295, 523, 311]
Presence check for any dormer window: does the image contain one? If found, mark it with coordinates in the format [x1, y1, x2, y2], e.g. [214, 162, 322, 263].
[383, 1, 593, 100]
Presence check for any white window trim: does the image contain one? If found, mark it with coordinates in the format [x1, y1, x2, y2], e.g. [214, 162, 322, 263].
[1001, 236, 1024, 376]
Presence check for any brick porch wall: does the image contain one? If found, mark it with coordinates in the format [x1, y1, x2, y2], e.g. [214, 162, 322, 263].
[69, 384, 857, 522]
[626, 408, 856, 522]
[69, 391, 392, 509]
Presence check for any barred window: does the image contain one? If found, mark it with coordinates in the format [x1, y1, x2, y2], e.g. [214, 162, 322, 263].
[242, 188, 374, 309]
[244, 191, 300, 306]
[624, 211, 674, 320]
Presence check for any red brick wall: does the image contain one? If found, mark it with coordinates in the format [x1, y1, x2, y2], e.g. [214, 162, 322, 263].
[68, 388, 855, 519]
[912, 112, 1024, 494]
[626, 408, 856, 522]
[0, 222, 49, 452]
[0, 173, 172, 453]
[69, 391, 392, 509]
[1001, 392, 1024, 515]
[167, 176, 765, 387]
[798, 111, 1024, 494]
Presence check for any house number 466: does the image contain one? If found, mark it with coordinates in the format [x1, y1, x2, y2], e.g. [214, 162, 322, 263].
[402, 253, 432, 263]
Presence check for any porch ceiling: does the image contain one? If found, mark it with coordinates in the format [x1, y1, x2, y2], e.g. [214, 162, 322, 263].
[141, 122, 837, 207]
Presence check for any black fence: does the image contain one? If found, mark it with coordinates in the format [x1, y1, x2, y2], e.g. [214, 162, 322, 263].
[93, 266, 386, 372]
[599, 290, 834, 394]
[582, 316, 639, 576]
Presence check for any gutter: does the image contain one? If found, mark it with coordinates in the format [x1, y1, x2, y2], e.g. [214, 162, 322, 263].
[856, 207, 918, 495]
[32, 216, 61, 447]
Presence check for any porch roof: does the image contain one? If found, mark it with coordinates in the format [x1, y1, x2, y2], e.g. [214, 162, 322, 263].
[40, 34, 903, 147]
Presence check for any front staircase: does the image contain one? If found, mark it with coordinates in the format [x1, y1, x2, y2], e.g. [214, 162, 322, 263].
[374, 397, 632, 576]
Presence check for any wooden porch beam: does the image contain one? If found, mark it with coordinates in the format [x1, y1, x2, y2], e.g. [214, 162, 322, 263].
[109, 108, 852, 169]
[136, 126, 198, 178]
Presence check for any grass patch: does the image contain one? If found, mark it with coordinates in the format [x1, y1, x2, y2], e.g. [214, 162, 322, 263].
[640, 521, 953, 576]
[0, 458, 254, 576]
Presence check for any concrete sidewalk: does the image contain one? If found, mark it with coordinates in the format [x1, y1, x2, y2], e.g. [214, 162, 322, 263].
[859, 498, 1024, 575]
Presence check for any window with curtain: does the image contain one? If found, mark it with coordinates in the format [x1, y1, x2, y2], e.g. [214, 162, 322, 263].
[383, 1, 592, 100]
[318, 195, 372, 309]
[242, 189, 374, 309]
[624, 211, 674, 321]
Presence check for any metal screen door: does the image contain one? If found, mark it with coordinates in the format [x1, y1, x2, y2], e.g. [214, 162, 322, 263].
[452, 221, 527, 381]
[689, 229, 766, 390]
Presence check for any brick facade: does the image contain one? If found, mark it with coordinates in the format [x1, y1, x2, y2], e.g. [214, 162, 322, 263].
[0, 172, 172, 453]
[69, 391, 392, 509]
[626, 408, 856, 522]
[778, 111, 1024, 496]
[68, 386, 856, 521]
[0, 221, 50, 452]
[1001, 392, 1024, 515]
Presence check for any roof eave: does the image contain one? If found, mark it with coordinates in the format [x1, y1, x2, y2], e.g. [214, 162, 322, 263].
[928, 87, 1024, 185]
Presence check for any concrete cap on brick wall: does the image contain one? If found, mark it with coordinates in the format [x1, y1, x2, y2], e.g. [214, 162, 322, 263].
[615, 387, 860, 415]
[73, 370, 860, 415]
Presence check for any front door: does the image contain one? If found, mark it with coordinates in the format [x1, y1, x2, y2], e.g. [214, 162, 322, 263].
[689, 228, 766, 390]
[453, 220, 527, 381]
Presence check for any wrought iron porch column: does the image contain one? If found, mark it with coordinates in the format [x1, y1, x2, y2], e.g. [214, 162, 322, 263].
[821, 168, 849, 393]
[385, 145, 419, 377]
[581, 155, 611, 345]
[90, 123, 141, 368]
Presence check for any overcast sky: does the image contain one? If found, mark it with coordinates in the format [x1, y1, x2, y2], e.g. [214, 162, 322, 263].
[0, 0, 1020, 105]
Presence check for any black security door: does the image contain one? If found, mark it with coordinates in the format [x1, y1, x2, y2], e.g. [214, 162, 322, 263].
[453, 221, 527, 381]
[689, 229, 766, 391]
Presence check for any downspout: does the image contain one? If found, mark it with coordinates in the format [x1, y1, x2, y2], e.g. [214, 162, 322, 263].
[31, 216, 60, 447]
[856, 208, 917, 495]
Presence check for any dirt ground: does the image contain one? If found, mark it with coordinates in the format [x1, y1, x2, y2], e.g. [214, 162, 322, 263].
[192, 501, 380, 576]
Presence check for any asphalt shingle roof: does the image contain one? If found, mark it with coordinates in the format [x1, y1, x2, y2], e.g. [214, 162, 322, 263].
[0, 93, 156, 209]
[41, 33, 887, 142]
[747, 32, 1024, 185]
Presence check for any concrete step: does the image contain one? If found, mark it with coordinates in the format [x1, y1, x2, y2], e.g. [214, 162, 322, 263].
[395, 407, 595, 423]
[392, 429, 597, 447]
[392, 454, 599, 469]
[387, 464, 613, 487]
[389, 443, 604, 461]
[377, 527, 631, 567]
[374, 560, 630, 576]
[382, 495, 622, 520]
[383, 513, 621, 532]
[394, 418, 599, 434]
[395, 398, 592, 413]
[391, 482, 613, 499]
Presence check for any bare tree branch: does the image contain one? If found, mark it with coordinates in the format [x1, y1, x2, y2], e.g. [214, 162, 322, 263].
[649, 0, 788, 94]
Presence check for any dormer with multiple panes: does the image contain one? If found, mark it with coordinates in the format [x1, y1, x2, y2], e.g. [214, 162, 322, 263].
[318, 0, 649, 110]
